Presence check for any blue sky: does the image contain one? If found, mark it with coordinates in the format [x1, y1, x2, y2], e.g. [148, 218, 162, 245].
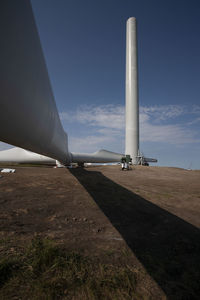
[1, 0, 200, 169]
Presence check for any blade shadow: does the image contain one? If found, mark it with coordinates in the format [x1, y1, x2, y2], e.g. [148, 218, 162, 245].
[70, 168, 200, 300]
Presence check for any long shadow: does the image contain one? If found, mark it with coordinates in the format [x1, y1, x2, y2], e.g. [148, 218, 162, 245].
[70, 168, 200, 299]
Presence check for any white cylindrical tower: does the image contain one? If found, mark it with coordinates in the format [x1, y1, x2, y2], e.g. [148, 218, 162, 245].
[125, 17, 139, 164]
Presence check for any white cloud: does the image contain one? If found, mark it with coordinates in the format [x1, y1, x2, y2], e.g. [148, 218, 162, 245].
[59, 112, 72, 122]
[60, 104, 200, 152]
[191, 105, 200, 115]
[60, 105, 124, 129]
[140, 117, 198, 144]
[1, 104, 199, 155]
[188, 117, 200, 126]
[69, 134, 116, 153]
[140, 105, 185, 121]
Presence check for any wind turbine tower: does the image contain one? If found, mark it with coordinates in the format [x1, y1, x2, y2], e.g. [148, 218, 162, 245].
[125, 17, 139, 164]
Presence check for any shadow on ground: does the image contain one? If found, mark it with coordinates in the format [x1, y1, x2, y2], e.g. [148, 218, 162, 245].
[70, 168, 200, 300]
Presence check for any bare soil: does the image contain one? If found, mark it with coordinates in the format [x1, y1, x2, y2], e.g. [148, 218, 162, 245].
[0, 165, 200, 299]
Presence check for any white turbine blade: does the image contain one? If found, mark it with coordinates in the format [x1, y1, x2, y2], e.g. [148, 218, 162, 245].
[71, 149, 123, 164]
[0, 0, 70, 164]
[0, 147, 55, 165]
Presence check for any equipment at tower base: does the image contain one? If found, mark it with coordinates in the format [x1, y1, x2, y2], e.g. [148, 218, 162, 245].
[121, 155, 132, 170]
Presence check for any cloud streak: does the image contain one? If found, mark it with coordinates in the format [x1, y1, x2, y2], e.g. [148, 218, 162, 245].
[1, 104, 199, 155]
[60, 105, 125, 129]
[60, 104, 200, 152]
[140, 105, 185, 121]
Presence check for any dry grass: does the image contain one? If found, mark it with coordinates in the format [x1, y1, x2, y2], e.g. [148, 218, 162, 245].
[0, 237, 143, 300]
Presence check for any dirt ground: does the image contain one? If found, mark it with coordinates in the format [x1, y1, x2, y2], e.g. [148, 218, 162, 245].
[0, 165, 200, 299]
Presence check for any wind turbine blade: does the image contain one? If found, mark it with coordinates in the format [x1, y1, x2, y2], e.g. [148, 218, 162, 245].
[0, 0, 70, 164]
[71, 149, 123, 163]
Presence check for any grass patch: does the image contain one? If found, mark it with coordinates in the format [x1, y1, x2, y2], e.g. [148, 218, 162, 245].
[0, 237, 142, 300]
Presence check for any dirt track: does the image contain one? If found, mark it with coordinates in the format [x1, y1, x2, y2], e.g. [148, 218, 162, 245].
[0, 165, 200, 299]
